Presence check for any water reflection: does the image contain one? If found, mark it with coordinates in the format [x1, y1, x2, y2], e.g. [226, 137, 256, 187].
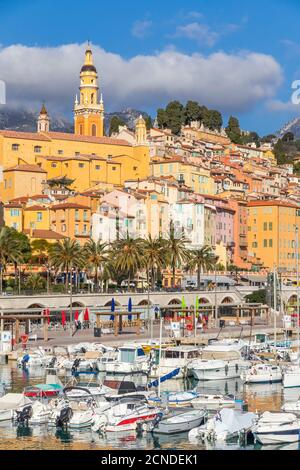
[0, 362, 296, 450]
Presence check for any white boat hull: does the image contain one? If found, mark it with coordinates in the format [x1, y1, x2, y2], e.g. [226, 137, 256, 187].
[190, 363, 246, 381]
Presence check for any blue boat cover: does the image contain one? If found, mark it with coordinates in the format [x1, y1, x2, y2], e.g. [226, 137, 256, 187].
[148, 368, 181, 388]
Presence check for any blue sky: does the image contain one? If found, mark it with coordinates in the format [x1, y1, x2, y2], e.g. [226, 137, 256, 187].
[1, 0, 300, 135]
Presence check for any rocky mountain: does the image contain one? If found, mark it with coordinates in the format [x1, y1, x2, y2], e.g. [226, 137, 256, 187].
[104, 108, 150, 134]
[0, 107, 150, 135]
[0, 107, 74, 133]
[277, 117, 300, 139]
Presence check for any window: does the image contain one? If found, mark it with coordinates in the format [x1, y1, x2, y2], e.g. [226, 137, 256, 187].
[12, 144, 19, 151]
[75, 152, 80, 156]
[34, 146, 42, 153]
[263, 239, 268, 248]
[83, 224, 87, 234]
[61, 224, 66, 233]
[75, 224, 79, 235]
[58, 150, 63, 155]
[83, 210, 88, 221]
[92, 124, 97, 136]
[51, 163, 57, 168]
[112, 167, 116, 171]
[37, 212, 42, 222]
[133, 166, 138, 171]
[95, 165, 101, 170]
[10, 209, 20, 217]
[263, 222, 268, 231]
[75, 210, 79, 221]
[269, 239, 273, 248]
[79, 163, 84, 168]
[269, 222, 273, 230]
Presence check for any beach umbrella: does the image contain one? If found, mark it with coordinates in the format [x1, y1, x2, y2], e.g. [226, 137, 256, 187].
[181, 296, 186, 317]
[128, 298, 133, 321]
[84, 308, 89, 322]
[110, 298, 115, 321]
[74, 311, 79, 322]
[195, 297, 199, 318]
[61, 310, 66, 327]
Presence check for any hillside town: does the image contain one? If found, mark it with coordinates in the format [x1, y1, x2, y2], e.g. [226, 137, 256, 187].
[0, 46, 298, 283]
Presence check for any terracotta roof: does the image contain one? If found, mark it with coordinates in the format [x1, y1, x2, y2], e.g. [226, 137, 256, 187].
[24, 229, 65, 240]
[0, 130, 51, 141]
[24, 205, 48, 211]
[4, 164, 46, 173]
[4, 203, 23, 208]
[248, 200, 300, 209]
[43, 132, 132, 147]
[50, 203, 91, 210]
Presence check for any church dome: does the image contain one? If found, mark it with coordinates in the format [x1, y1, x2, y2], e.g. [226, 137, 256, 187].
[81, 64, 97, 73]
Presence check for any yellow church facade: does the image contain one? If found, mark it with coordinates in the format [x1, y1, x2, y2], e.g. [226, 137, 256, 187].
[0, 46, 150, 198]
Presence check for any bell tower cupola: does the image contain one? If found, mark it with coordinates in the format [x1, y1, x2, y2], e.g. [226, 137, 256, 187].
[37, 103, 50, 133]
[74, 44, 104, 137]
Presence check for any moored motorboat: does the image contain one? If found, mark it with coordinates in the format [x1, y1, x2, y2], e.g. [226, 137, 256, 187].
[0, 393, 32, 422]
[283, 365, 300, 388]
[189, 408, 257, 442]
[187, 340, 250, 381]
[241, 364, 282, 384]
[149, 346, 201, 380]
[252, 411, 300, 445]
[150, 408, 207, 435]
[105, 345, 150, 375]
[92, 401, 161, 432]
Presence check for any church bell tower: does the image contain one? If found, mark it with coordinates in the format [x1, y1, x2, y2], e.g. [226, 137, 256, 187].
[74, 45, 104, 137]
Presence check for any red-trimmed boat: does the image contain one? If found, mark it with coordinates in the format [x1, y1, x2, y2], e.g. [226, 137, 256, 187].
[24, 384, 63, 398]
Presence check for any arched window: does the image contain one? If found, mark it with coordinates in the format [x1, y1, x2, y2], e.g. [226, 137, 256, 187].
[92, 124, 97, 136]
[91, 93, 94, 104]
[79, 125, 83, 135]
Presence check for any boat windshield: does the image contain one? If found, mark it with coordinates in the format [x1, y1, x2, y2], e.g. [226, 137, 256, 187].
[120, 349, 136, 363]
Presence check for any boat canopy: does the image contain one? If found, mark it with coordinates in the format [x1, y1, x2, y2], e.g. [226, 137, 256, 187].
[0, 393, 32, 410]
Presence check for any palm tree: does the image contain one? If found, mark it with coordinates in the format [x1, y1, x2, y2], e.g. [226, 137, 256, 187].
[165, 223, 189, 288]
[110, 235, 143, 291]
[0, 227, 23, 294]
[49, 238, 86, 292]
[25, 273, 46, 292]
[141, 236, 167, 290]
[84, 239, 109, 292]
[185, 245, 217, 289]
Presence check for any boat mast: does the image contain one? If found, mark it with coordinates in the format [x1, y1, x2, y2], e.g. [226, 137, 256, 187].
[157, 316, 163, 398]
[273, 265, 277, 359]
[296, 225, 300, 363]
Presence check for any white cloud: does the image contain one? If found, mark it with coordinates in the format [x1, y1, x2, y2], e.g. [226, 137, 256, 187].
[131, 20, 153, 39]
[266, 99, 300, 112]
[173, 22, 219, 47]
[0, 43, 283, 116]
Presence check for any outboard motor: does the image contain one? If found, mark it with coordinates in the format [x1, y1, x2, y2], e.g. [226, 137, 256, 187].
[21, 354, 30, 369]
[48, 357, 57, 368]
[71, 358, 81, 374]
[15, 405, 33, 426]
[55, 406, 73, 428]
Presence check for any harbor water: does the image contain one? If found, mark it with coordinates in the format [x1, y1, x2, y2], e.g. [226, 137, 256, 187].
[1, 362, 299, 451]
